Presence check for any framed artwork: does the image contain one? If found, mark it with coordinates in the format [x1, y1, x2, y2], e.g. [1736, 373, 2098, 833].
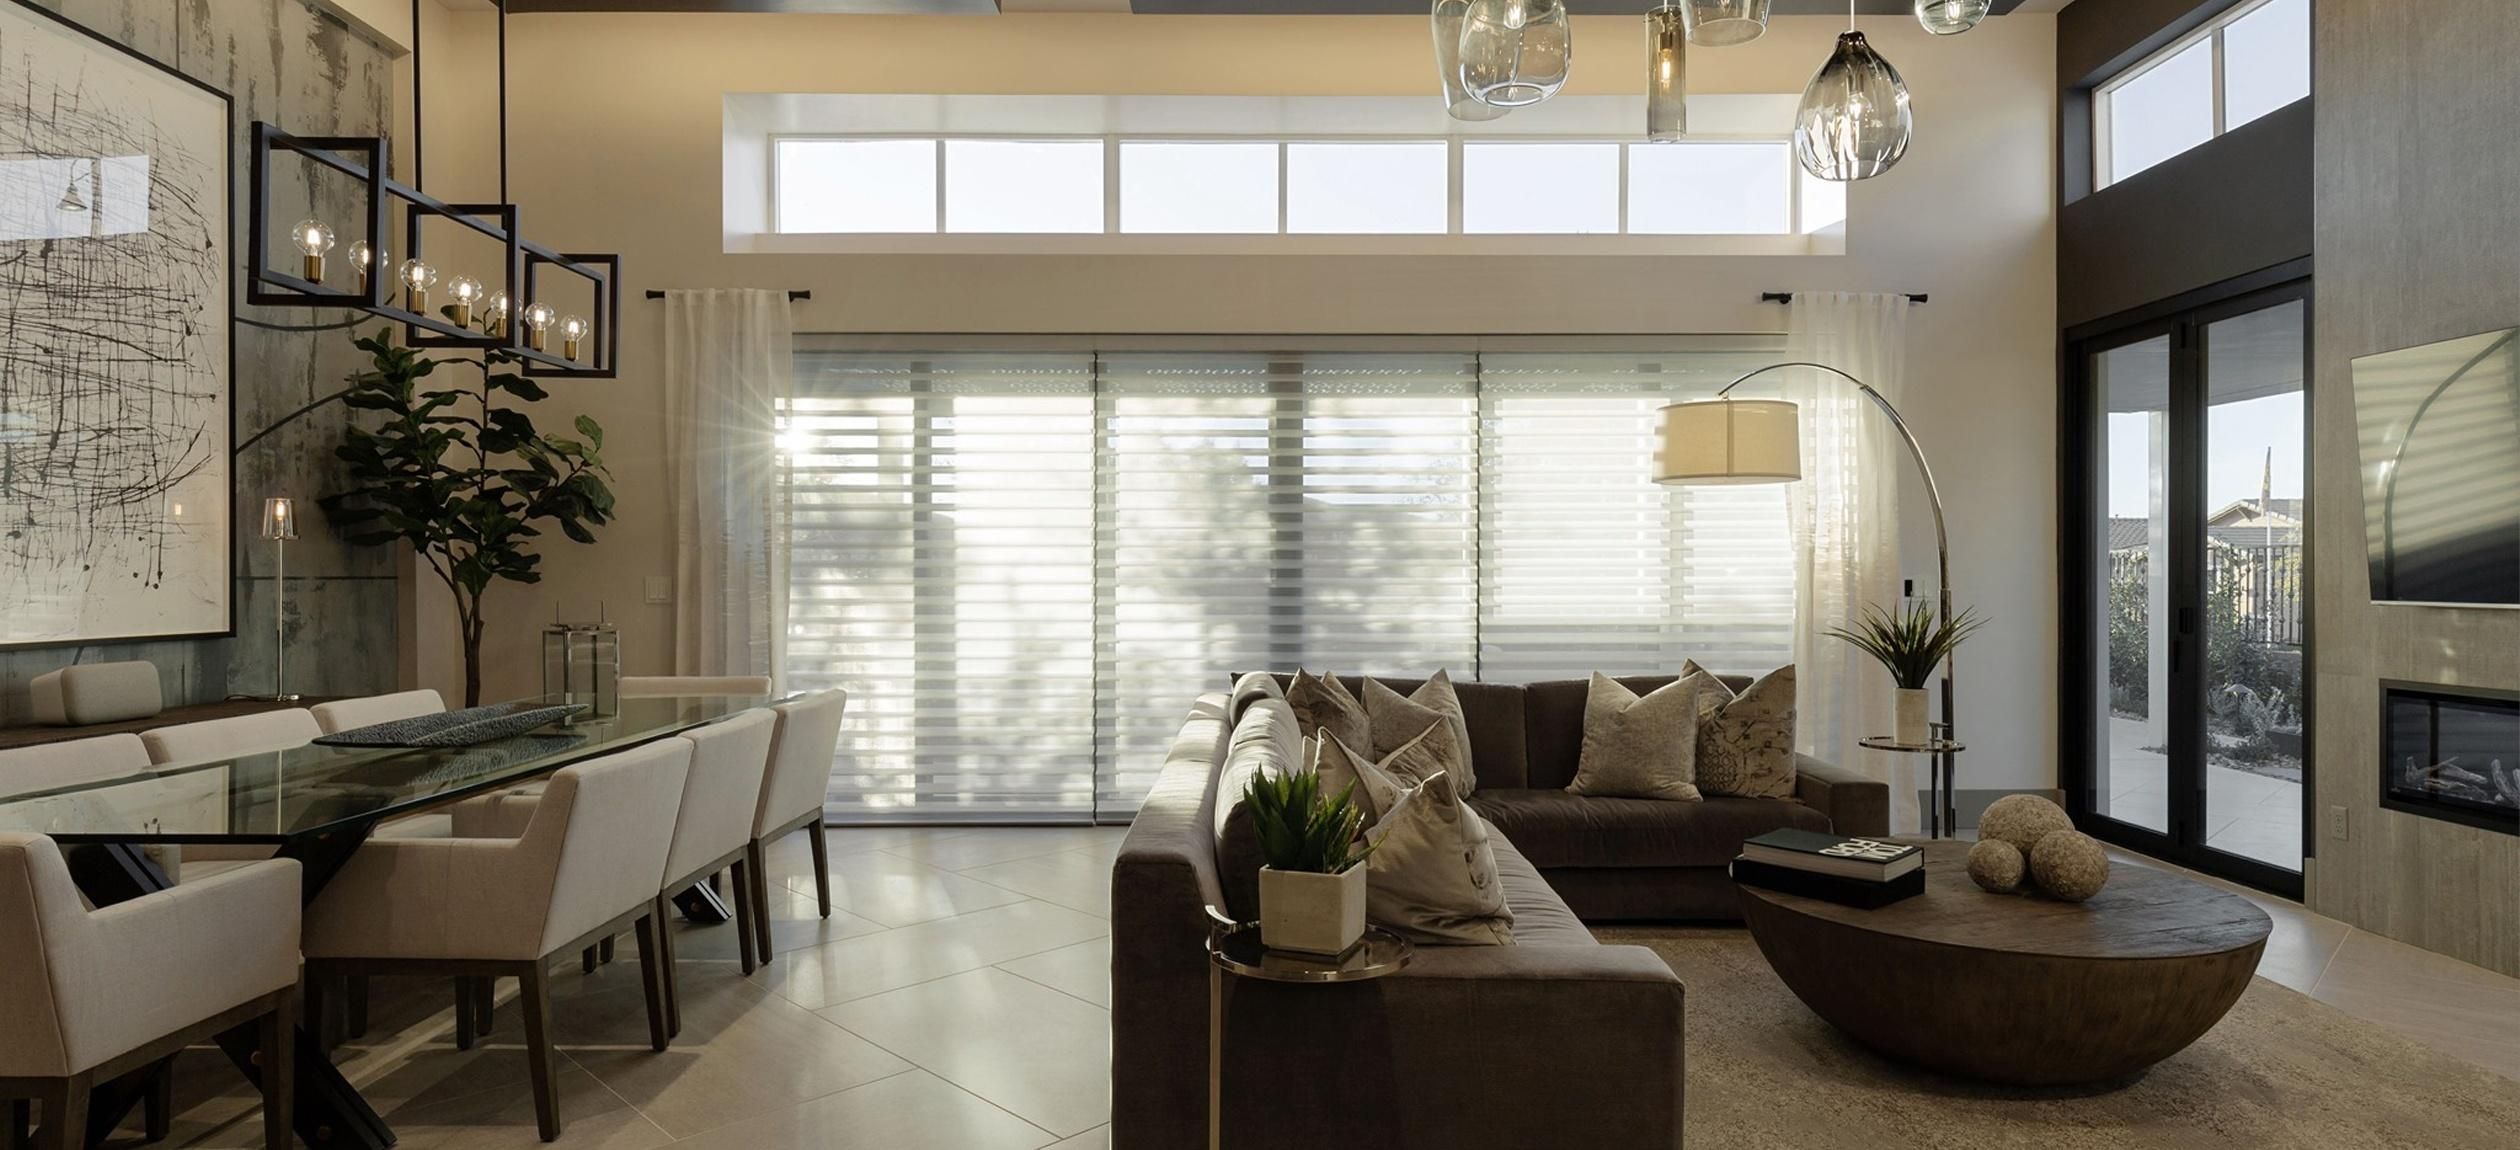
[0, 0, 233, 649]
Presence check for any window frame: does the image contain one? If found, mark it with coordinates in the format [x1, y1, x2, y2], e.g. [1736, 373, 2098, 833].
[765, 130, 1828, 254]
[2092, 0, 2307, 190]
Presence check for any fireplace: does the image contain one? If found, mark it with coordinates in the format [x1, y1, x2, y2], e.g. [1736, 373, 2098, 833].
[2382, 682, 2520, 835]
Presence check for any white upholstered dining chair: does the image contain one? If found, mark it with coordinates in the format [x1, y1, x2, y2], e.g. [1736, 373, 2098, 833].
[309, 690, 446, 734]
[0, 834, 299, 1150]
[137, 709, 320, 766]
[744, 689, 846, 968]
[300, 739, 693, 1142]
[619, 675, 773, 698]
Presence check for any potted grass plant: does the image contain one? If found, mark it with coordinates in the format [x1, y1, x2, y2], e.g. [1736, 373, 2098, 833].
[1244, 768, 1374, 956]
[1828, 600, 1986, 746]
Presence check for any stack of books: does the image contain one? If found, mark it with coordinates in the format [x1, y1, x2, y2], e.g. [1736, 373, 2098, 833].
[1731, 829, 1925, 909]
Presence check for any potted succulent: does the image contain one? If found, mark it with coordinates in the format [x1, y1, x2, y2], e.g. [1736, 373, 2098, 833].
[1243, 768, 1373, 956]
[1828, 600, 1985, 746]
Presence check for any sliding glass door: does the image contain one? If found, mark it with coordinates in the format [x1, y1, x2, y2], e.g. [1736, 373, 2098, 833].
[2068, 281, 2309, 894]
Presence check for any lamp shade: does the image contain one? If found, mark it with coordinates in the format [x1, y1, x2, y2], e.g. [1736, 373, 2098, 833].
[261, 496, 298, 540]
[1654, 399, 1802, 485]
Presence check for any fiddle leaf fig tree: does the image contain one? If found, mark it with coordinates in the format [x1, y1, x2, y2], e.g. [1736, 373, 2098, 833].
[320, 330, 615, 706]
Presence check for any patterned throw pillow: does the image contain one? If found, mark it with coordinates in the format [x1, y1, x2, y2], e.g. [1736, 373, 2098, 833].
[1364, 771, 1514, 946]
[1682, 660, 1799, 800]
[1285, 670, 1370, 753]
[1362, 669, 1478, 797]
[1567, 671, 1715, 801]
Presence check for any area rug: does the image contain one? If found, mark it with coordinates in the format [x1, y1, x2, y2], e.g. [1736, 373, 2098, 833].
[1594, 927, 2520, 1149]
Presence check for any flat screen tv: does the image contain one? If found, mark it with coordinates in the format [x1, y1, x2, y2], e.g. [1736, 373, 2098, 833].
[2352, 328, 2520, 606]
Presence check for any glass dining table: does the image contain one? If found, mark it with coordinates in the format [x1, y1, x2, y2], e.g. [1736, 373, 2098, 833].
[0, 693, 773, 1150]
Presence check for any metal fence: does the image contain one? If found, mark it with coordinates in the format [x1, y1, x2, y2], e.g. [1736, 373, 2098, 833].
[2109, 541, 2305, 648]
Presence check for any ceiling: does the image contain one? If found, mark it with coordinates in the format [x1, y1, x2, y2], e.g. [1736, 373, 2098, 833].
[491, 0, 2042, 14]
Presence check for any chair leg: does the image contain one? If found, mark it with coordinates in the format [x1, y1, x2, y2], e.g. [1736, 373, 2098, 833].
[31, 1075, 88, 1150]
[731, 856, 759, 976]
[806, 822, 832, 920]
[143, 1057, 174, 1142]
[599, 937, 616, 966]
[11, 1099, 32, 1150]
[582, 945, 598, 974]
[455, 978, 479, 1051]
[654, 893, 682, 1038]
[518, 963, 562, 1142]
[259, 992, 295, 1150]
[345, 976, 370, 1038]
[746, 839, 774, 968]
[475, 976, 497, 1035]
[634, 908, 669, 1053]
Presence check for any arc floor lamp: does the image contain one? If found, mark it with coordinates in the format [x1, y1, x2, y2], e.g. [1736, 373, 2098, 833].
[1654, 361, 1963, 837]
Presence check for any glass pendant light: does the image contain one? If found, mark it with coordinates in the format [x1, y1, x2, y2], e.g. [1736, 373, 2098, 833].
[1915, 0, 1991, 36]
[1459, 0, 1572, 109]
[1646, 6, 1687, 142]
[1795, 2, 1912, 182]
[1433, 1, 1511, 122]
[1680, 0, 1770, 47]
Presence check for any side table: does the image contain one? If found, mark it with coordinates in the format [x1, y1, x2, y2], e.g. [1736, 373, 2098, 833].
[1203, 908, 1412, 1150]
[1858, 735, 1967, 838]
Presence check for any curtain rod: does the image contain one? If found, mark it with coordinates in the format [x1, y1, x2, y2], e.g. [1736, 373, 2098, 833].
[644, 290, 812, 301]
[1761, 291, 1929, 304]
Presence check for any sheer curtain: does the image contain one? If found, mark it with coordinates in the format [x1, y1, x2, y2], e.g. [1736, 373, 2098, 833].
[1785, 292, 1916, 832]
[662, 289, 794, 683]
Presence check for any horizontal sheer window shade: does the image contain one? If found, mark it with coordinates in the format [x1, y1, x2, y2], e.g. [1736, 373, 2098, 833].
[1094, 353, 1481, 808]
[1477, 353, 1794, 683]
[786, 352, 1100, 820]
[786, 341, 1788, 821]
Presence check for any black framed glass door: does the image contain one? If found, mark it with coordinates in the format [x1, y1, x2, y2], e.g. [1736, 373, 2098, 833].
[2064, 276, 2310, 896]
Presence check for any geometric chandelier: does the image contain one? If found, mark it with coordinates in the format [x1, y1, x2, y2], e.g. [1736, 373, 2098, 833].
[243, 0, 617, 377]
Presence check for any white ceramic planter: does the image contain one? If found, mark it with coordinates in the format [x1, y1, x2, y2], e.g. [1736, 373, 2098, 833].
[1258, 863, 1367, 956]
[1894, 687, 1931, 746]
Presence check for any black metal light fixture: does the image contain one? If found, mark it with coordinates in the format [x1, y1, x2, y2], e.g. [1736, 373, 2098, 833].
[243, 0, 618, 377]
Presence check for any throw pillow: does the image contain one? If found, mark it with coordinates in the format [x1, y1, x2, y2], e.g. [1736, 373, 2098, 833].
[1314, 721, 1462, 826]
[1285, 670, 1371, 753]
[1681, 660, 1799, 800]
[1567, 671, 1711, 801]
[1364, 771, 1514, 946]
[1362, 669, 1478, 797]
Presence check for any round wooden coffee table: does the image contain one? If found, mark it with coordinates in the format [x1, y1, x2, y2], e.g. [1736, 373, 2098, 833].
[1737, 839, 2272, 1086]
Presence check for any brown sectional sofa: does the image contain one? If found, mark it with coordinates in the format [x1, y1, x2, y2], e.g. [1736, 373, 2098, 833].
[1111, 673, 1889, 1150]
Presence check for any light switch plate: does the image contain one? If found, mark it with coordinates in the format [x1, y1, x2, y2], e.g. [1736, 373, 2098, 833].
[644, 576, 672, 605]
[2328, 805, 2348, 840]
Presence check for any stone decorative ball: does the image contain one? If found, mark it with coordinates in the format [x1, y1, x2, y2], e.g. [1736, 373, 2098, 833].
[1966, 838, 2026, 894]
[1980, 794, 2074, 855]
[2028, 829, 2111, 902]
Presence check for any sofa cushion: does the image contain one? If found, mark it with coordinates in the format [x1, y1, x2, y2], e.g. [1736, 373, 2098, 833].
[1469, 787, 1830, 869]
[1486, 823, 1592, 947]
[1365, 772, 1512, 946]
[1363, 671, 1478, 798]
[1285, 670, 1370, 752]
[1523, 675, 1693, 790]
[1259, 673, 1532, 791]
[1215, 698, 1305, 922]
[1683, 660, 1799, 800]
[1567, 671, 1714, 802]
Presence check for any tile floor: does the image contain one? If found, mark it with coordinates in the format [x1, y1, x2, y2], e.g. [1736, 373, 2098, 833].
[138, 826, 2516, 1150]
[2104, 715, 2305, 868]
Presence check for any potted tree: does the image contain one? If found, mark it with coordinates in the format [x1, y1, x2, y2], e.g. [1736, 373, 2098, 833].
[1828, 600, 1985, 746]
[1243, 768, 1373, 956]
[322, 330, 615, 706]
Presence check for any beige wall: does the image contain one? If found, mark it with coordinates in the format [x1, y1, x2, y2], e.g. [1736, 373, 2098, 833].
[412, 11, 2060, 793]
[2309, 0, 2520, 977]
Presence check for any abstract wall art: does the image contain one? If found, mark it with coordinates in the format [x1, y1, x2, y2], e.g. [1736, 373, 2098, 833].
[0, 1, 232, 648]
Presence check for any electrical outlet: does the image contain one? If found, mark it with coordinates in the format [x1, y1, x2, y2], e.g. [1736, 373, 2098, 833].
[2328, 805, 2348, 841]
[644, 576, 672, 605]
